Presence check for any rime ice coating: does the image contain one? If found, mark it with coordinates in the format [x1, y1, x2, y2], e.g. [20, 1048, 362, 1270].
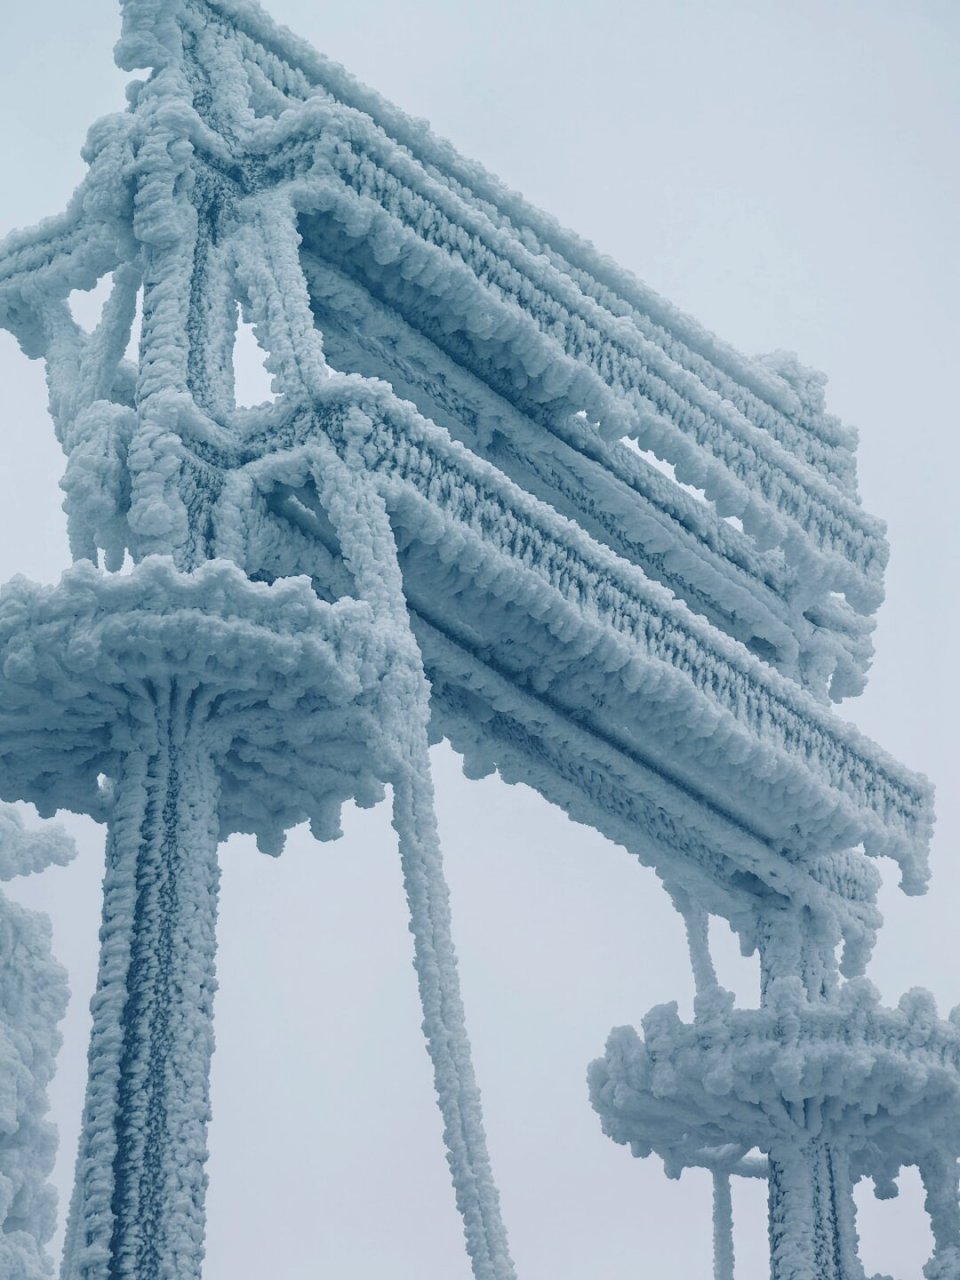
[0, 1, 943, 1278]
[0, 808, 75, 1280]
[589, 981, 960, 1280]
[0, 557, 390, 847]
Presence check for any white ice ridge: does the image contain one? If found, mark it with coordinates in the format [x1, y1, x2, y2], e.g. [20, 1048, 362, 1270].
[0, 808, 75, 1280]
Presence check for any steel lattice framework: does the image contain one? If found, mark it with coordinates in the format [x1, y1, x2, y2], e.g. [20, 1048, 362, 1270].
[0, 4, 953, 1278]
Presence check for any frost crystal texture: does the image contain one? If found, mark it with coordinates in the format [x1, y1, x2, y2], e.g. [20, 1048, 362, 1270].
[0, 808, 74, 1280]
[0, 2, 945, 1278]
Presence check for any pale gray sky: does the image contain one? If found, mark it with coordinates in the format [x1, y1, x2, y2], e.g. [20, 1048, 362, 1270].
[1, 3, 958, 1277]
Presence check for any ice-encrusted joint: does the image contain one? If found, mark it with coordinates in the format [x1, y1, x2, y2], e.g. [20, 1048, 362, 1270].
[757, 902, 840, 1005]
[61, 681, 220, 1280]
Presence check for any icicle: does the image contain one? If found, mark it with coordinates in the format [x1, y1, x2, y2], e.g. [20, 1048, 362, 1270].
[673, 888, 718, 995]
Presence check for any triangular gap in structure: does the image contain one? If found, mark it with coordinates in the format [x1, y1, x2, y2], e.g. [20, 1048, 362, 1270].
[66, 275, 142, 369]
[242, 52, 297, 120]
[270, 475, 357, 604]
[67, 274, 114, 333]
[233, 311, 276, 408]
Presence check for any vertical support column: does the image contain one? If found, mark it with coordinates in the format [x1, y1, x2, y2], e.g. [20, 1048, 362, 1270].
[767, 1142, 822, 1280]
[759, 908, 862, 1280]
[919, 1150, 960, 1279]
[61, 681, 221, 1280]
[712, 1171, 735, 1280]
[390, 763, 516, 1280]
[767, 1142, 863, 1280]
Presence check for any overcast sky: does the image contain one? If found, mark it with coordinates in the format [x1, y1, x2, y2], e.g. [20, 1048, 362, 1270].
[1, 3, 958, 1278]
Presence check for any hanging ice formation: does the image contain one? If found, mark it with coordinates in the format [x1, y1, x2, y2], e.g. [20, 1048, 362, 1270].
[0, 1, 948, 1277]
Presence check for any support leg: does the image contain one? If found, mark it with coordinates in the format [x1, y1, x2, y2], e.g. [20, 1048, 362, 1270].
[712, 1171, 735, 1280]
[768, 1142, 863, 1280]
[920, 1150, 960, 1280]
[61, 683, 220, 1280]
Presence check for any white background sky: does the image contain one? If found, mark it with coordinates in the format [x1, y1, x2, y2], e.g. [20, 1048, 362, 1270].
[1, 2, 958, 1277]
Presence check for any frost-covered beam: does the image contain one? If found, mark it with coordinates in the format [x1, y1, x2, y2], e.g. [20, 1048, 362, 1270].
[225, 391, 929, 887]
[413, 616, 881, 964]
[147, 2, 861, 484]
[244, 483, 883, 964]
[314, 441, 518, 1280]
[290, 172, 882, 609]
[108, 0, 886, 618]
[302, 252, 874, 701]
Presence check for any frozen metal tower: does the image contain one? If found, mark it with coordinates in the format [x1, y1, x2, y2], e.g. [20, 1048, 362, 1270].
[0, 3, 954, 1278]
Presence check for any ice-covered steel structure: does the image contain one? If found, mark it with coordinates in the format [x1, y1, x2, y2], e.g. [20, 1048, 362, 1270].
[0, 3, 951, 1278]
